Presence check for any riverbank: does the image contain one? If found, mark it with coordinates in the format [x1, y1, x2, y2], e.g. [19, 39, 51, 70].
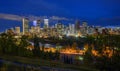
[0, 55, 98, 71]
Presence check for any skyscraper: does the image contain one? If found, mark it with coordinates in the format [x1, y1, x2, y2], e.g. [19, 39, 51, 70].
[33, 20, 37, 27]
[56, 22, 63, 35]
[75, 20, 80, 31]
[15, 27, 20, 34]
[37, 20, 41, 27]
[81, 21, 88, 35]
[44, 19, 49, 29]
[22, 18, 29, 35]
[33, 20, 41, 33]
[71, 24, 75, 34]
[82, 21, 87, 27]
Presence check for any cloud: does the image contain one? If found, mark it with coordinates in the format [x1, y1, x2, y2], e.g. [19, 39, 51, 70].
[50, 16, 69, 21]
[0, 13, 23, 21]
[0, 13, 71, 22]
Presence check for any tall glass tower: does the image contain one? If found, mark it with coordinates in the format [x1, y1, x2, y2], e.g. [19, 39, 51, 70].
[44, 19, 49, 29]
[22, 18, 29, 35]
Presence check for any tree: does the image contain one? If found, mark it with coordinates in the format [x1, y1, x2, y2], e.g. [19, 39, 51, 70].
[33, 35, 40, 57]
[84, 45, 93, 64]
[18, 35, 31, 56]
[0, 33, 18, 55]
[93, 35, 120, 71]
[72, 42, 77, 50]
[54, 50, 60, 60]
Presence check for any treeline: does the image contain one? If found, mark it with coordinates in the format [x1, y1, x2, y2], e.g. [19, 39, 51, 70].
[0, 33, 60, 60]
[84, 34, 120, 71]
[0, 33, 30, 56]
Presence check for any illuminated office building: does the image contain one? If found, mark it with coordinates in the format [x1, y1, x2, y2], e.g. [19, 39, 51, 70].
[82, 21, 87, 27]
[37, 20, 41, 27]
[69, 24, 75, 33]
[71, 24, 75, 34]
[82, 21, 88, 35]
[22, 18, 29, 35]
[6, 28, 14, 35]
[33, 20, 41, 33]
[44, 19, 49, 29]
[75, 20, 80, 31]
[33, 20, 37, 27]
[15, 27, 20, 34]
[56, 23, 64, 35]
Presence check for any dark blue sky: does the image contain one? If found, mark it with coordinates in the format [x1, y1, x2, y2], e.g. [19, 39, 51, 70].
[0, 0, 120, 31]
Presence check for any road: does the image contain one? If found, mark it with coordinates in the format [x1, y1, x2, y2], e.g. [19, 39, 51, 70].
[0, 59, 79, 71]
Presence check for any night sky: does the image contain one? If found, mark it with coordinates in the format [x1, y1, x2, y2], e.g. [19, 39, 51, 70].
[0, 0, 120, 31]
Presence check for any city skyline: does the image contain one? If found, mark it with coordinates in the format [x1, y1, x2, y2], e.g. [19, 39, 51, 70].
[0, 0, 120, 32]
[0, 1, 120, 70]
